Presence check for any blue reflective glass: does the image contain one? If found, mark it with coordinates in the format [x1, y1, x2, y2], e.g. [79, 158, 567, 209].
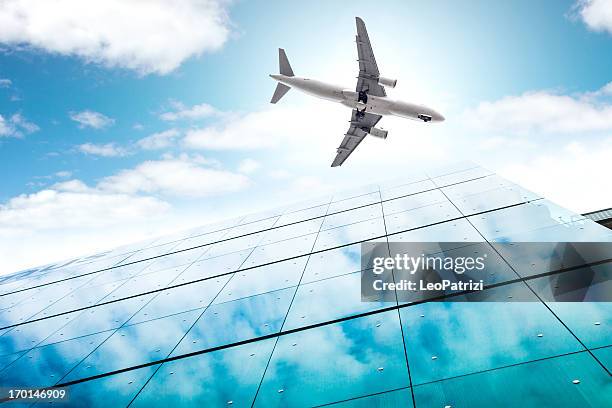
[213, 258, 307, 304]
[63, 365, 158, 408]
[0, 331, 110, 387]
[132, 339, 276, 407]
[171, 287, 294, 355]
[413, 351, 612, 407]
[282, 272, 394, 331]
[400, 283, 584, 385]
[254, 311, 410, 407]
[64, 309, 202, 381]
[527, 263, 611, 349]
[592, 346, 611, 371]
[301, 244, 362, 284]
[324, 387, 413, 407]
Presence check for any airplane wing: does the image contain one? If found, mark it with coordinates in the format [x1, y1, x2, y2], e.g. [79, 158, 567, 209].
[355, 17, 386, 97]
[331, 109, 382, 167]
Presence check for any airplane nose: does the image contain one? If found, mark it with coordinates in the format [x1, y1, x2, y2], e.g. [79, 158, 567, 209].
[433, 111, 445, 122]
[270, 74, 282, 81]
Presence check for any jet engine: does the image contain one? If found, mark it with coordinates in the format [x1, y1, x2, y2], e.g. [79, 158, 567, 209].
[378, 76, 397, 88]
[368, 127, 388, 139]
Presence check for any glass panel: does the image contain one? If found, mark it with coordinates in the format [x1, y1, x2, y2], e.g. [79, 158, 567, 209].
[322, 203, 383, 230]
[384, 201, 461, 235]
[254, 311, 410, 407]
[380, 179, 435, 201]
[389, 242, 520, 304]
[301, 244, 363, 284]
[0, 350, 24, 371]
[0, 280, 93, 327]
[498, 220, 612, 242]
[82, 262, 155, 289]
[467, 200, 587, 241]
[143, 246, 208, 273]
[328, 191, 381, 213]
[171, 287, 294, 355]
[128, 277, 229, 324]
[0, 331, 110, 387]
[132, 338, 276, 407]
[0, 309, 82, 355]
[203, 232, 266, 259]
[431, 166, 494, 185]
[63, 365, 158, 408]
[442, 174, 540, 215]
[224, 216, 280, 240]
[413, 351, 612, 408]
[34, 279, 131, 318]
[491, 242, 612, 278]
[117, 241, 181, 266]
[170, 229, 231, 252]
[400, 282, 584, 385]
[174, 249, 251, 284]
[276, 204, 329, 226]
[527, 263, 611, 349]
[260, 218, 323, 244]
[64, 309, 202, 381]
[213, 258, 308, 304]
[324, 388, 413, 407]
[592, 346, 611, 371]
[314, 217, 387, 252]
[382, 189, 448, 216]
[242, 234, 317, 268]
[103, 265, 189, 301]
[282, 272, 394, 331]
[388, 218, 483, 242]
[40, 296, 155, 345]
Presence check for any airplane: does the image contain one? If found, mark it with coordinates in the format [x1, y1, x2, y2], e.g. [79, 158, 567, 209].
[269, 17, 445, 167]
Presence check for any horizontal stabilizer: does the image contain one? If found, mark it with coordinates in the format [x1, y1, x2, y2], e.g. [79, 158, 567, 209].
[279, 48, 294, 77]
[270, 83, 291, 104]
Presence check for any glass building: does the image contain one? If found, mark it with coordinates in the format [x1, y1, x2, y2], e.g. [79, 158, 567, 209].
[0, 163, 610, 407]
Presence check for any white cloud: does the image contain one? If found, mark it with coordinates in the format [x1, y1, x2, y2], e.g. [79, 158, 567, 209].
[574, 0, 612, 34]
[0, 78, 11, 88]
[181, 104, 354, 152]
[237, 158, 261, 174]
[98, 155, 250, 197]
[55, 170, 72, 178]
[0, 0, 232, 75]
[0, 113, 39, 137]
[137, 129, 180, 150]
[69, 110, 115, 129]
[0, 153, 250, 274]
[463, 83, 612, 134]
[78, 142, 128, 157]
[500, 137, 612, 214]
[0, 186, 169, 231]
[160, 102, 221, 121]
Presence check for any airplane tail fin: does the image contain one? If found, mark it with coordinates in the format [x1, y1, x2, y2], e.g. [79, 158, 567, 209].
[270, 48, 293, 103]
[278, 48, 294, 77]
[270, 83, 291, 104]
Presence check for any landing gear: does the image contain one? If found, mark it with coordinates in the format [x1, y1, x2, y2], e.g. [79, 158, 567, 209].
[358, 90, 368, 104]
[356, 107, 367, 119]
[417, 114, 432, 123]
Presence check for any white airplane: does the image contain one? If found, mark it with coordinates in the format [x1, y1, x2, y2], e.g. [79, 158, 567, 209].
[270, 17, 445, 167]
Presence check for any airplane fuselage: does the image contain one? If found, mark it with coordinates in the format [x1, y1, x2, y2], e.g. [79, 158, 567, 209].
[270, 74, 445, 122]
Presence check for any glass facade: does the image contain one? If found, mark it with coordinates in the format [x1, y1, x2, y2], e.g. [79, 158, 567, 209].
[0, 163, 610, 407]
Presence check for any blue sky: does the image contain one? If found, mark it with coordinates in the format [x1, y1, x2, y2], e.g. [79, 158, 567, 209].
[1, 0, 611, 273]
